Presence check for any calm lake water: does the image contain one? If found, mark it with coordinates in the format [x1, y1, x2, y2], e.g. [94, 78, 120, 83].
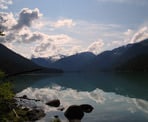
[9, 72, 148, 122]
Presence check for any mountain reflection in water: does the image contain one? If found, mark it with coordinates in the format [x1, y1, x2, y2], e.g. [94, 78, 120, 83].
[9, 72, 148, 122]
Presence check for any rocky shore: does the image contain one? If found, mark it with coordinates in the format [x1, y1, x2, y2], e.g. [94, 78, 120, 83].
[14, 95, 94, 122]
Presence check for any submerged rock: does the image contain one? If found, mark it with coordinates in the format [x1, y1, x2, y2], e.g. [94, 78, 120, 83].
[46, 99, 60, 107]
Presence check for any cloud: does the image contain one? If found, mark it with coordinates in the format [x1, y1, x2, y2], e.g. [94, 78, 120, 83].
[51, 19, 76, 28]
[19, 31, 50, 43]
[0, 8, 44, 43]
[49, 34, 77, 45]
[124, 29, 134, 36]
[0, 12, 17, 30]
[2, 7, 147, 59]
[0, 0, 13, 9]
[0, 9, 82, 58]
[13, 8, 42, 30]
[32, 34, 82, 58]
[35, 43, 52, 53]
[130, 26, 148, 43]
[87, 40, 104, 54]
[68, 46, 82, 55]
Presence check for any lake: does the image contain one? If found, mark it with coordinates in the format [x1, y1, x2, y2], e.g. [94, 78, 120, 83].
[9, 72, 148, 122]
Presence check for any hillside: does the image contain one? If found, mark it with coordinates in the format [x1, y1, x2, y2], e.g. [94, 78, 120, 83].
[0, 44, 62, 75]
[31, 57, 53, 68]
[31, 39, 148, 72]
[49, 52, 96, 72]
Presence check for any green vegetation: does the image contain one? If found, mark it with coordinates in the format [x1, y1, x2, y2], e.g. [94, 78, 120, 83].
[0, 70, 5, 79]
[0, 71, 30, 122]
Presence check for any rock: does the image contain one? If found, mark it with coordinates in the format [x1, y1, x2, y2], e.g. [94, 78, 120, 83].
[80, 104, 94, 113]
[46, 99, 60, 107]
[22, 95, 28, 99]
[26, 108, 45, 121]
[64, 105, 84, 121]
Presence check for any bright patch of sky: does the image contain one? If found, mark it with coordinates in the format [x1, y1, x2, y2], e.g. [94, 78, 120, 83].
[0, 0, 148, 58]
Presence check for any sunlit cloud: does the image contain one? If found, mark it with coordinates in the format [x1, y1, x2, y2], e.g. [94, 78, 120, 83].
[107, 25, 148, 50]
[32, 34, 82, 58]
[130, 26, 148, 43]
[0, 0, 13, 9]
[1, 6, 148, 59]
[87, 39, 104, 54]
[51, 19, 76, 28]
[0, 12, 16, 30]
[124, 29, 134, 36]
[0, 9, 82, 58]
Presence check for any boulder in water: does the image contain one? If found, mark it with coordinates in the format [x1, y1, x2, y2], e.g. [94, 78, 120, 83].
[64, 105, 84, 121]
[46, 99, 60, 107]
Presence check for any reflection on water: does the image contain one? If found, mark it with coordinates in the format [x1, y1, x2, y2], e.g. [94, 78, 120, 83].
[10, 72, 148, 100]
[9, 72, 148, 122]
[16, 84, 148, 122]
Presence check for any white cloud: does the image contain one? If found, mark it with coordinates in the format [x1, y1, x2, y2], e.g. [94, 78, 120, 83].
[112, 41, 123, 46]
[0, 8, 45, 43]
[0, 12, 17, 30]
[124, 29, 134, 36]
[52, 19, 76, 28]
[0, 0, 13, 9]
[0, 9, 83, 58]
[130, 26, 148, 43]
[107, 26, 148, 50]
[1, 7, 148, 59]
[32, 34, 82, 58]
[87, 39, 104, 54]
[68, 45, 83, 55]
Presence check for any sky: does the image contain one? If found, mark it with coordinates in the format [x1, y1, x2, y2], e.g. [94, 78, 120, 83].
[0, 0, 148, 59]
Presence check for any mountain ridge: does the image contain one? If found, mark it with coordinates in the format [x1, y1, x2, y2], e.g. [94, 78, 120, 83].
[32, 39, 148, 72]
[0, 43, 63, 75]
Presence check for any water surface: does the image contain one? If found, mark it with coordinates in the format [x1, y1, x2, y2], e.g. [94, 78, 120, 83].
[10, 72, 148, 122]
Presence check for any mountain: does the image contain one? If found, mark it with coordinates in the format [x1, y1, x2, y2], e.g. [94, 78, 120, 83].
[31, 39, 148, 72]
[115, 39, 148, 71]
[31, 54, 67, 68]
[31, 57, 53, 68]
[49, 52, 96, 72]
[0, 44, 62, 75]
[116, 54, 148, 71]
[88, 39, 148, 71]
[85, 44, 131, 71]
